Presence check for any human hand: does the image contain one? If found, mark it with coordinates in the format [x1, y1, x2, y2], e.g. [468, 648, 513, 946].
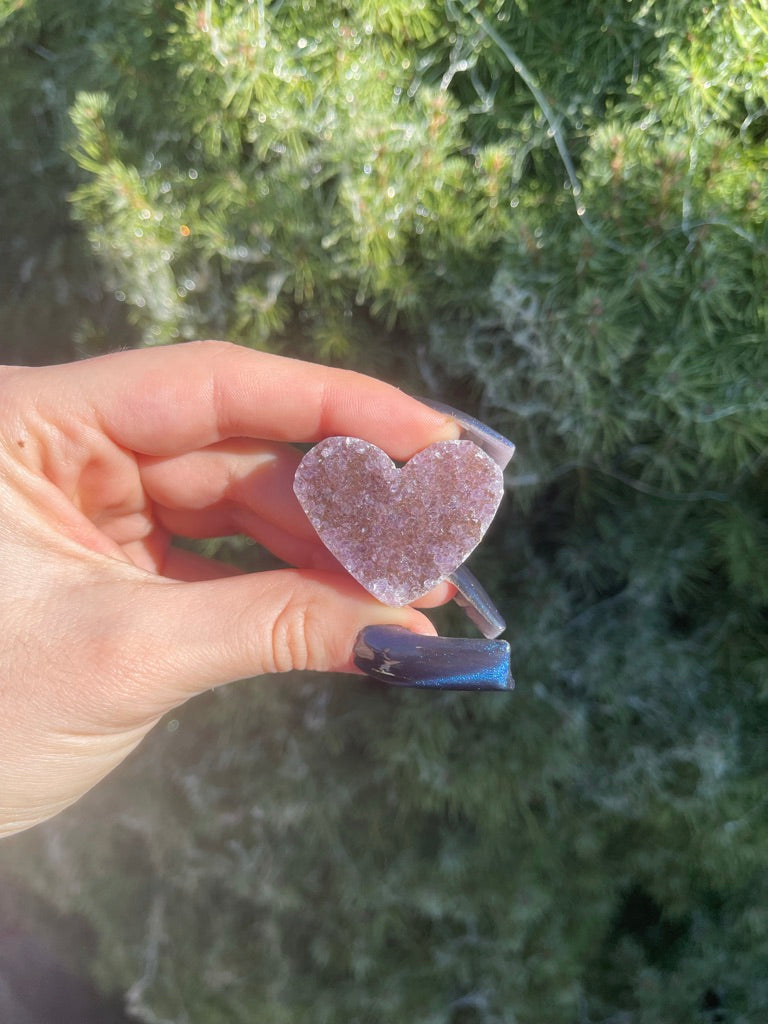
[0, 341, 459, 836]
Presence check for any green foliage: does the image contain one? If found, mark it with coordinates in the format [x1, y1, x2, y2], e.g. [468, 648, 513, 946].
[63, 0, 518, 353]
[1, 1, 767, 1023]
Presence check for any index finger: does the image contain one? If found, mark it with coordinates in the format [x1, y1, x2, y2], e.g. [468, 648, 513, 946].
[31, 341, 459, 459]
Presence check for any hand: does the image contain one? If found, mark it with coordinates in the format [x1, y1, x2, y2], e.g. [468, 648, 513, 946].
[0, 341, 458, 836]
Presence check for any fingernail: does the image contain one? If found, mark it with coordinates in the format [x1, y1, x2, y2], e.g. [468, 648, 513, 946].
[449, 564, 506, 639]
[353, 625, 514, 691]
[417, 397, 516, 470]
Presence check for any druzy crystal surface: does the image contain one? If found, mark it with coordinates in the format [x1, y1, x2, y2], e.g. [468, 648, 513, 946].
[293, 437, 505, 606]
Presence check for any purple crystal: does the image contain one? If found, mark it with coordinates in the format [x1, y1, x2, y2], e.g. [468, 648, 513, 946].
[293, 437, 505, 606]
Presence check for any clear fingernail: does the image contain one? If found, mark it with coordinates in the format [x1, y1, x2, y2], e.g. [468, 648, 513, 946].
[417, 397, 516, 470]
[448, 564, 506, 639]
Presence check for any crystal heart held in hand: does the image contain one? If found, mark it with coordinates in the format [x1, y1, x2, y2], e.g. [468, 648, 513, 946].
[293, 427, 515, 692]
[293, 437, 505, 606]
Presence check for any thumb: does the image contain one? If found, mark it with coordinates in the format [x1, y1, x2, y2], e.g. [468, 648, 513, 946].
[113, 569, 436, 720]
[1, 568, 433, 837]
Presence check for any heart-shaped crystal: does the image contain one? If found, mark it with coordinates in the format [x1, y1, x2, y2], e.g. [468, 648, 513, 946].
[293, 437, 504, 606]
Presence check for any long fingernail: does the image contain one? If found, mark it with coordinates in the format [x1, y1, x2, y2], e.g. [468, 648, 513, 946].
[417, 397, 516, 470]
[449, 564, 506, 639]
[353, 625, 514, 691]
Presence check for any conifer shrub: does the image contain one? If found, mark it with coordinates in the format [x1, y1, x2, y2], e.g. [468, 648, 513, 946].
[1, 1, 767, 1022]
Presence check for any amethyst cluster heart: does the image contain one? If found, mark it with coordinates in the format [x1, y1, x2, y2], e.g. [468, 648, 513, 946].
[293, 437, 504, 606]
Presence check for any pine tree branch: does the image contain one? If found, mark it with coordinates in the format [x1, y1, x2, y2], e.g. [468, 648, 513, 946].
[451, 0, 629, 253]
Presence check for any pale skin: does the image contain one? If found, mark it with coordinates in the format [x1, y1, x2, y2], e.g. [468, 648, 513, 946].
[0, 341, 459, 837]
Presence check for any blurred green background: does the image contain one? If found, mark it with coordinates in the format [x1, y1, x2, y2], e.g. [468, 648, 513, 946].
[1, 1, 767, 1021]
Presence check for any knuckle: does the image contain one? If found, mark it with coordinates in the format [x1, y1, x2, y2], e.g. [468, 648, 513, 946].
[190, 338, 238, 357]
[268, 589, 327, 674]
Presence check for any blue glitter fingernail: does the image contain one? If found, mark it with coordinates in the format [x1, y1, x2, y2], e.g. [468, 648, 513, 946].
[353, 625, 514, 692]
